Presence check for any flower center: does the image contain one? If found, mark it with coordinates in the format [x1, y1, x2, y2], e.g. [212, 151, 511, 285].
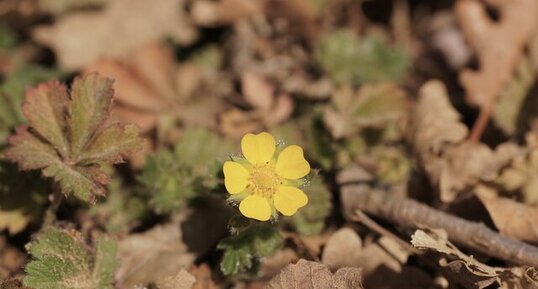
[248, 164, 282, 198]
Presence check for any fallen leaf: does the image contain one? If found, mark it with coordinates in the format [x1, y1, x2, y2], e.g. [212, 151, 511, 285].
[321, 227, 363, 270]
[154, 269, 195, 289]
[456, 0, 538, 109]
[33, 0, 198, 69]
[476, 189, 538, 243]
[116, 199, 231, 287]
[189, 264, 218, 289]
[411, 228, 538, 289]
[266, 259, 364, 289]
[191, 0, 259, 27]
[221, 73, 293, 138]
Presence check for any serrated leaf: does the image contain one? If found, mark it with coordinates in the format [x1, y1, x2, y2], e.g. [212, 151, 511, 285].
[24, 228, 117, 289]
[291, 176, 331, 236]
[68, 74, 114, 156]
[315, 30, 408, 85]
[217, 224, 283, 276]
[5, 74, 142, 202]
[139, 128, 231, 213]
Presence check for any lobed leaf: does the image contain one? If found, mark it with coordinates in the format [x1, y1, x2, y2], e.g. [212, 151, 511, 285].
[24, 228, 117, 289]
[217, 224, 283, 276]
[68, 74, 114, 156]
[5, 73, 142, 202]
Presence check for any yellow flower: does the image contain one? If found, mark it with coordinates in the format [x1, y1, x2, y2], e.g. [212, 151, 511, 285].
[223, 132, 311, 221]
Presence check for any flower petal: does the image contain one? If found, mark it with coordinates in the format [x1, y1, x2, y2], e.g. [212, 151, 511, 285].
[275, 145, 310, 179]
[274, 186, 308, 216]
[241, 132, 276, 165]
[223, 161, 249, 194]
[239, 195, 272, 221]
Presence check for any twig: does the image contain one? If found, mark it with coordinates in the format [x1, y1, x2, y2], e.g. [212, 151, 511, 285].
[351, 209, 420, 254]
[341, 185, 538, 267]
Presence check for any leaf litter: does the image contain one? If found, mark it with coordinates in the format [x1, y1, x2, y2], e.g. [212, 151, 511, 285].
[4, 0, 538, 288]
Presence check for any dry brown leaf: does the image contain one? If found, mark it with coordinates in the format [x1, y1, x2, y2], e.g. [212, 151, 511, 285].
[33, 0, 198, 70]
[266, 259, 364, 289]
[429, 11, 472, 70]
[191, 0, 260, 27]
[411, 228, 538, 289]
[411, 80, 498, 202]
[189, 264, 218, 289]
[475, 189, 538, 243]
[410, 80, 468, 157]
[220, 73, 293, 138]
[155, 269, 196, 289]
[116, 201, 230, 288]
[85, 42, 224, 166]
[260, 249, 299, 279]
[321, 227, 363, 270]
[455, 0, 538, 109]
[115, 222, 196, 288]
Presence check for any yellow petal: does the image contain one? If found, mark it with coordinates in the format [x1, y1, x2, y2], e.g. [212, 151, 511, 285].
[223, 161, 249, 194]
[241, 132, 276, 165]
[274, 186, 308, 216]
[239, 195, 272, 221]
[275, 145, 310, 179]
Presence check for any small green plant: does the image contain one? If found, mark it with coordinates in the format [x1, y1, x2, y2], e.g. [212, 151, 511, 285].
[24, 228, 117, 289]
[217, 223, 283, 276]
[5, 74, 142, 202]
[138, 128, 231, 214]
[315, 30, 409, 85]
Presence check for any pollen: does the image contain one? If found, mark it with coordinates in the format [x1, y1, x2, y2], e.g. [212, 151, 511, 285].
[247, 163, 282, 198]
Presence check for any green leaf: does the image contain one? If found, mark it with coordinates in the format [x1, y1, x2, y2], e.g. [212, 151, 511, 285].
[315, 30, 408, 85]
[291, 176, 332, 236]
[138, 128, 231, 213]
[24, 228, 117, 289]
[68, 74, 114, 156]
[217, 224, 283, 276]
[5, 74, 142, 202]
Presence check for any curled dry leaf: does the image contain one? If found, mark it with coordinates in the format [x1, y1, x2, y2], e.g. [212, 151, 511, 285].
[33, 0, 198, 70]
[410, 80, 496, 202]
[456, 0, 538, 109]
[220, 72, 293, 138]
[266, 259, 364, 289]
[475, 188, 538, 243]
[411, 228, 538, 289]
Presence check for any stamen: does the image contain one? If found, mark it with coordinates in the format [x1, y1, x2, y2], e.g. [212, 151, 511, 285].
[248, 163, 282, 198]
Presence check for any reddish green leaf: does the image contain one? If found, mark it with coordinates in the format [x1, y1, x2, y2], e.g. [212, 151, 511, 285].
[5, 73, 142, 202]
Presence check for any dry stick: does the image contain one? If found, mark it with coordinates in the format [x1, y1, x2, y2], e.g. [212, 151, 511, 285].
[341, 185, 538, 267]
